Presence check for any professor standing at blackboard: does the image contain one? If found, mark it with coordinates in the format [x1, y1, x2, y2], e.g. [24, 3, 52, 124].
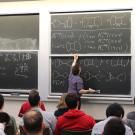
[68, 54, 97, 109]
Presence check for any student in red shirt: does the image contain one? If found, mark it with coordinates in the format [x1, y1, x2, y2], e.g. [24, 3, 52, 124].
[55, 93, 95, 135]
[18, 90, 46, 117]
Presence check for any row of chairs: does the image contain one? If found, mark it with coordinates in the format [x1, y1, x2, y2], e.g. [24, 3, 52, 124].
[19, 126, 92, 135]
[61, 129, 92, 135]
[19, 125, 92, 135]
[19, 125, 50, 135]
[4, 119, 103, 135]
[4, 125, 50, 135]
[4, 124, 93, 135]
[60, 119, 102, 135]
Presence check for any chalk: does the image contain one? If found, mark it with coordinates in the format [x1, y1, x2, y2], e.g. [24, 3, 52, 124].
[95, 90, 101, 94]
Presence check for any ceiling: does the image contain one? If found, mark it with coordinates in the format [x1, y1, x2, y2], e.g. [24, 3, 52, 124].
[0, 0, 38, 1]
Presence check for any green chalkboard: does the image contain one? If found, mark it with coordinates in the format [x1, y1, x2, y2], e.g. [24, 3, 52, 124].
[51, 11, 131, 54]
[51, 56, 131, 95]
[0, 52, 38, 90]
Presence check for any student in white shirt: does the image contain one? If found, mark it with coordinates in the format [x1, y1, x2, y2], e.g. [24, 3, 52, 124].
[91, 103, 133, 135]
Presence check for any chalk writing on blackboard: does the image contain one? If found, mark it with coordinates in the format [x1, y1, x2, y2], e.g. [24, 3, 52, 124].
[0, 52, 38, 89]
[51, 57, 131, 94]
[51, 12, 131, 54]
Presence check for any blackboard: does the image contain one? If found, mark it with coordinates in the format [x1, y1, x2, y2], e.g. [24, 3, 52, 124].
[51, 57, 131, 95]
[0, 52, 38, 89]
[0, 14, 39, 50]
[51, 12, 131, 54]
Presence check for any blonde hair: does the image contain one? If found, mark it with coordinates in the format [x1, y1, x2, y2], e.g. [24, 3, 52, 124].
[57, 93, 67, 109]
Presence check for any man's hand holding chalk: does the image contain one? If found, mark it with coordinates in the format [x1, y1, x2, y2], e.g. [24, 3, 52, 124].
[95, 90, 101, 94]
[88, 88, 101, 94]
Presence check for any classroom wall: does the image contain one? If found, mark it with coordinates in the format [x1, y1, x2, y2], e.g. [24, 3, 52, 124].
[1, 0, 135, 125]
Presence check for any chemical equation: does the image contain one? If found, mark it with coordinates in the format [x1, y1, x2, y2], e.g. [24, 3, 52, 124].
[106, 72, 127, 82]
[52, 57, 130, 86]
[52, 79, 66, 86]
[51, 12, 130, 53]
[0, 53, 33, 62]
[52, 70, 68, 86]
[98, 31, 123, 45]
[52, 70, 128, 87]
[97, 31, 129, 52]
[51, 12, 130, 30]
[51, 29, 130, 53]
[0, 62, 29, 78]
[52, 31, 74, 40]
[80, 16, 102, 29]
[52, 59, 72, 68]
[81, 71, 127, 82]
[14, 63, 29, 78]
[80, 58, 130, 68]
[51, 16, 73, 29]
[98, 44, 129, 52]
[0, 52, 37, 80]
[52, 57, 130, 69]
[66, 41, 81, 53]
[52, 70, 68, 79]
[107, 15, 127, 27]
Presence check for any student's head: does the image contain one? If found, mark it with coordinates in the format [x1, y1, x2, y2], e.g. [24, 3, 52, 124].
[65, 93, 79, 109]
[0, 94, 4, 110]
[72, 63, 81, 75]
[106, 103, 124, 118]
[23, 110, 43, 135]
[57, 93, 67, 109]
[0, 112, 10, 125]
[103, 118, 125, 135]
[28, 90, 40, 107]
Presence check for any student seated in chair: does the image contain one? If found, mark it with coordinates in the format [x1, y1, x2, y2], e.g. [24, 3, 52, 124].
[124, 97, 135, 133]
[54, 93, 69, 118]
[20, 90, 56, 135]
[91, 103, 133, 135]
[103, 118, 125, 135]
[23, 110, 44, 135]
[18, 89, 46, 118]
[0, 94, 18, 135]
[54, 93, 95, 135]
[0, 112, 10, 135]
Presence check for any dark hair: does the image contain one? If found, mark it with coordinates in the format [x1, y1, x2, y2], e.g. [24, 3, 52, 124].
[28, 90, 40, 107]
[104, 118, 125, 135]
[0, 94, 4, 109]
[72, 63, 80, 75]
[23, 110, 43, 134]
[0, 112, 10, 125]
[65, 93, 79, 109]
[127, 111, 135, 120]
[106, 103, 124, 118]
